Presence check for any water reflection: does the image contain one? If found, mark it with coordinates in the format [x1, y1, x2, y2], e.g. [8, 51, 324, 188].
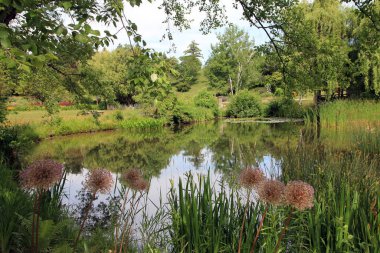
[25, 121, 303, 207]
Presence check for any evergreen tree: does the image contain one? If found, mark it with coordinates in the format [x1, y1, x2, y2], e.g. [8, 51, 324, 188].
[176, 41, 203, 92]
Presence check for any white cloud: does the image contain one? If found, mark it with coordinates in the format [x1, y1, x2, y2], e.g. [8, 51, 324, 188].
[95, 0, 268, 60]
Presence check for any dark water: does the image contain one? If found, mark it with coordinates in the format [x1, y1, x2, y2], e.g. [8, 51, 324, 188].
[24, 121, 304, 208]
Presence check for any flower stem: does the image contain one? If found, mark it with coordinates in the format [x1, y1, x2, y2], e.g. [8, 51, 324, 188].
[238, 190, 251, 253]
[31, 193, 38, 253]
[74, 192, 96, 250]
[35, 192, 42, 253]
[250, 205, 268, 253]
[115, 188, 130, 253]
[274, 208, 294, 253]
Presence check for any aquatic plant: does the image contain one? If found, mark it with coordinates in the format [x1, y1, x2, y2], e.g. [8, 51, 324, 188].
[19, 159, 63, 253]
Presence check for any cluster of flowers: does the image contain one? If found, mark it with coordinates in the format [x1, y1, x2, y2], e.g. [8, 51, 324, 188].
[19, 159, 150, 252]
[239, 167, 314, 210]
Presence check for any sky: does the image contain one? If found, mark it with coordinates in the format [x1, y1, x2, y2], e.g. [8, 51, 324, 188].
[98, 0, 268, 61]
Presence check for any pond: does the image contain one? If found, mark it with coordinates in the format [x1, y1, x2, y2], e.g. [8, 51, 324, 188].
[24, 122, 300, 204]
[20, 120, 380, 252]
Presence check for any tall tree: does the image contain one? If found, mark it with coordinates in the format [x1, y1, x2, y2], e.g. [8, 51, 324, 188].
[205, 25, 263, 95]
[176, 41, 203, 92]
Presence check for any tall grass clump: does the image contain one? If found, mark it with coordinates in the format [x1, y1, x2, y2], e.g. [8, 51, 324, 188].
[316, 100, 380, 130]
[281, 143, 380, 253]
[304, 100, 380, 152]
[168, 172, 315, 253]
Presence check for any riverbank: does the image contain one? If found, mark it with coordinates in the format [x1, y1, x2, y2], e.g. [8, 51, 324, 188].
[4, 99, 379, 140]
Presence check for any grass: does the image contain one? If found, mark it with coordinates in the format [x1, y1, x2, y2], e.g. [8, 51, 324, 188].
[167, 142, 380, 253]
[5, 109, 165, 139]
[318, 100, 380, 130]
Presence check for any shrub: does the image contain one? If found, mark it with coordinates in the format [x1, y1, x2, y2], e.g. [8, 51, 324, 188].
[176, 82, 191, 92]
[226, 91, 262, 118]
[265, 98, 305, 118]
[114, 111, 124, 121]
[0, 98, 6, 123]
[194, 91, 219, 116]
[194, 91, 217, 109]
[0, 125, 38, 164]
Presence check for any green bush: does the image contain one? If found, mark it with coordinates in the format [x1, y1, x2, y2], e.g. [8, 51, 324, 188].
[0, 125, 38, 163]
[114, 111, 124, 121]
[176, 82, 191, 92]
[194, 91, 219, 116]
[265, 98, 305, 118]
[155, 94, 215, 125]
[194, 91, 217, 109]
[226, 91, 262, 118]
[0, 98, 7, 124]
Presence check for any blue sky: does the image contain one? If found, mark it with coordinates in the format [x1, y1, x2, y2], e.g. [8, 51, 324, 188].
[97, 0, 268, 61]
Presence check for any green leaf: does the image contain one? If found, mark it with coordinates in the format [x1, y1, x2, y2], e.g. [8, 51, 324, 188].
[90, 29, 101, 36]
[131, 23, 138, 31]
[0, 30, 8, 39]
[62, 2, 72, 10]
[75, 34, 89, 43]
[56, 26, 65, 35]
[19, 64, 31, 72]
[6, 60, 17, 69]
[84, 24, 91, 33]
[0, 37, 11, 48]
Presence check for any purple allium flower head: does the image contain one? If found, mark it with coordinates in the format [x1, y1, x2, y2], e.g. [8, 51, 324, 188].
[258, 180, 285, 205]
[20, 159, 63, 190]
[284, 181, 314, 210]
[85, 169, 113, 194]
[239, 167, 265, 189]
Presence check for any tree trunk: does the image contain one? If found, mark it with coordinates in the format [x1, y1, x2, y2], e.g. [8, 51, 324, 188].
[229, 76, 234, 95]
[313, 90, 321, 105]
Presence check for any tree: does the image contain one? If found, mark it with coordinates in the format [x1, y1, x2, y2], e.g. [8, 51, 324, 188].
[176, 41, 203, 92]
[162, 0, 379, 99]
[205, 25, 263, 95]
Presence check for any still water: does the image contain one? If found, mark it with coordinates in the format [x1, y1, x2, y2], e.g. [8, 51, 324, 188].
[24, 121, 302, 207]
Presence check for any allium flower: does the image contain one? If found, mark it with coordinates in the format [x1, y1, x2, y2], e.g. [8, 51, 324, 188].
[121, 169, 148, 191]
[284, 181, 314, 210]
[239, 167, 265, 189]
[85, 169, 113, 194]
[20, 159, 63, 190]
[122, 169, 142, 185]
[258, 180, 285, 205]
[130, 179, 149, 191]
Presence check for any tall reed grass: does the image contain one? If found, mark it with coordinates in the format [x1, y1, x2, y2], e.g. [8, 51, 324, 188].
[167, 145, 380, 252]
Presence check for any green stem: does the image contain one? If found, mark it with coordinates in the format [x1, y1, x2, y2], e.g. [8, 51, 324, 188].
[31, 193, 38, 253]
[238, 190, 251, 253]
[73, 192, 96, 250]
[35, 192, 42, 253]
[250, 205, 268, 253]
[274, 208, 294, 253]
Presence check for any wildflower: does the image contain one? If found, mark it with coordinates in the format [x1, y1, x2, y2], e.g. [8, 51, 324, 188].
[258, 180, 285, 205]
[122, 169, 149, 191]
[284, 181, 314, 210]
[150, 73, 158, 82]
[85, 169, 113, 194]
[130, 178, 149, 191]
[122, 169, 142, 185]
[20, 159, 63, 190]
[239, 167, 265, 189]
